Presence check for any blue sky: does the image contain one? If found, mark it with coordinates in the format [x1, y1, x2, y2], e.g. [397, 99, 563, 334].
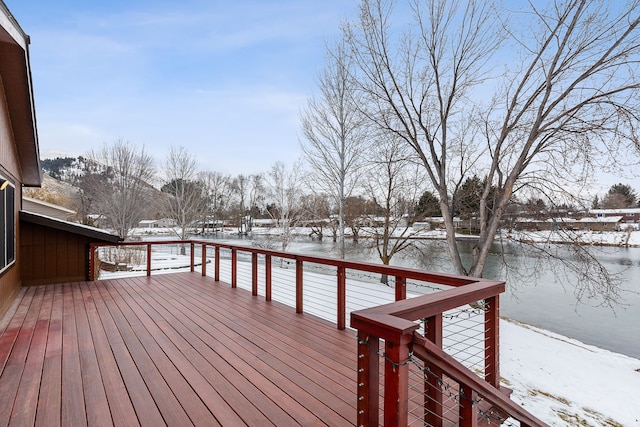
[6, 0, 356, 175]
[5, 0, 639, 194]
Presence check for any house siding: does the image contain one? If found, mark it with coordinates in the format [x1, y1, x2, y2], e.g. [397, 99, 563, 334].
[0, 74, 24, 316]
[19, 220, 88, 285]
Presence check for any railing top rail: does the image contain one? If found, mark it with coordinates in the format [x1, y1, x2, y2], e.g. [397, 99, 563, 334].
[91, 239, 492, 288]
[91, 240, 191, 247]
[350, 280, 504, 340]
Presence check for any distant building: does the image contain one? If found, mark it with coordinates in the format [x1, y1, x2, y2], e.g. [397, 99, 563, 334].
[414, 217, 462, 230]
[252, 218, 276, 227]
[515, 216, 623, 232]
[576, 216, 624, 232]
[138, 218, 177, 229]
[589, 208, 640, 223]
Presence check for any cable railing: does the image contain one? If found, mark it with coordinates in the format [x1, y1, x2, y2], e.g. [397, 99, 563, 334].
[89, 239, 546, 426]
[351, 281, 548, 426]
[90, 239, 472, 329]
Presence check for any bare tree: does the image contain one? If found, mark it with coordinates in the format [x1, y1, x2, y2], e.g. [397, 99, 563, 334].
[160, 147, 207, 243]
[301, 39, 368, 258]
[199, 171, 233, 233]
[89, 139, 155, 238]
[73, 168, 104, 225]
[362, 135, 424, 283]
[263, 161, 304, 251]
[344, 195, 378, 242]
[230, 174, 264, 234]
[247, 174, 265, 220]
[343, 0, 640, 304]
[299, 192, 332, 239]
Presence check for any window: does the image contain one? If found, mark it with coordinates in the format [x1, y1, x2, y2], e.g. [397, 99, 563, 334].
[1, 175, 15, 273]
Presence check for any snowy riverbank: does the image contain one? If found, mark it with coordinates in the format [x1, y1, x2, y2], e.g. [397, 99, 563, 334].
[505, 228, 640, 247]
[130, 226, 640, 247]
[501, 319, 640, 426]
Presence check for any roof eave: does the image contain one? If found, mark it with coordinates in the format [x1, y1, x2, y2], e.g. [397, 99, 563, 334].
[20, 211, 123, 243]
[0, 2, 41, 186]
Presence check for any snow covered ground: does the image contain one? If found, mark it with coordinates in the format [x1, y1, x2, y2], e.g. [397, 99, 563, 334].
[501, 319, 640, 426]
[505, 228, 640, 247]
[102, 251, 640, 426]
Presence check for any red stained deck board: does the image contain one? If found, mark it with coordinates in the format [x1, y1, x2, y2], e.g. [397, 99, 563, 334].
[0, 272, 359, 426]
[9, 289, 53, 426]
[142, 274, 356, 419]
[118, 275, 355, 426]
[78, 283, 138, 427]
[109, 278, 274, 426]
[0, 286, 45, 426]
[100, 281, 227, 426]
[93, 281, 194, 426]
[87, 282, 165, 427]
[119, 281, 295, 426]
[60, 282, 87, 427]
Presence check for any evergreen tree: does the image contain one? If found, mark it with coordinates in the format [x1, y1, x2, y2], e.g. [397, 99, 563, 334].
[415, 190, 440, 218]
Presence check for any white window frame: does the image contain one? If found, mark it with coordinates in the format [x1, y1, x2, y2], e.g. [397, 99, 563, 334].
[0, 175, 15, 274]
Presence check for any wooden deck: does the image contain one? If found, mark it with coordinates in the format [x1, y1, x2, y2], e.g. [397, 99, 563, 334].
[0, 272, 357, 426]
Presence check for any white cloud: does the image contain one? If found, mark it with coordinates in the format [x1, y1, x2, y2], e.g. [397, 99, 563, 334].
[19, 1, 353, 175]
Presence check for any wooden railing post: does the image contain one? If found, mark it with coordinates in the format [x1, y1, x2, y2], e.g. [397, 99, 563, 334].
[214, 246, 220, 281]
[485, 295, 500, 387]
[146, 243, 152, 276]
[337, 266, 346, 330]
[265, 255, 272, 301]
[356, 332, 379, 427]
[459, 384, 478, 426]
[231, 249, 237, 288]
[295, 258, 303, 313]
[252, 253, 258, 296]
[424, 314, 444, 426]
[384, 332, 413, 426]
[351, 280, 525, 427]
[89, 243, 96, 281]
[201, 244, 207, 276]
[395, 275, 406, 301]
[190, 242, 195, 272]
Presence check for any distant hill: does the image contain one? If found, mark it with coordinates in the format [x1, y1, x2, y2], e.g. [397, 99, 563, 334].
[41, 156, 76, 180]
[37, 155, 165, 225]
[40, 156, 89, 182]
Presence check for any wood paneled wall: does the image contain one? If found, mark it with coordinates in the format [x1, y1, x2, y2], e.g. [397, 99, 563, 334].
[19, 220, 92, 286]
[0, 75, 23, 317]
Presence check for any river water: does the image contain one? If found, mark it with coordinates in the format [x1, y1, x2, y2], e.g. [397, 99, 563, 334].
[202, 233, 640, 359]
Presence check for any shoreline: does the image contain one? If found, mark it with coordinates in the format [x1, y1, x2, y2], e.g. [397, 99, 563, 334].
[134, 226, 640, 247]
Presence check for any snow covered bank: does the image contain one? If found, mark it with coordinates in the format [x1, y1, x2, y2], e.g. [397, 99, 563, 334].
[501, 319, 640, 426]
[128, 224, 640, 247]
[506, 229, 640, 247]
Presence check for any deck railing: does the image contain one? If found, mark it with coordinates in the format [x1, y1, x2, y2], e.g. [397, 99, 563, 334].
[89, 239, 546, 426]
[90, 239, 463, 329]
[351, 280, 548, 426]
